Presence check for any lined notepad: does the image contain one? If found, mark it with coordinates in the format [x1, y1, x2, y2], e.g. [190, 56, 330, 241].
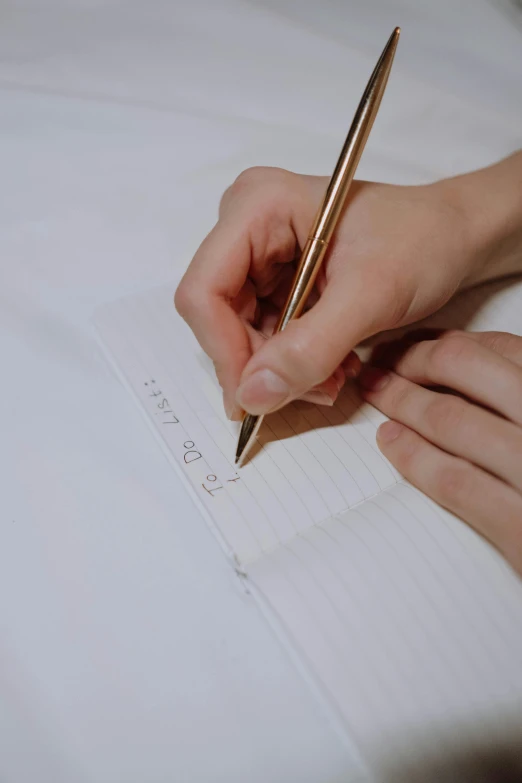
[95, 277, 522, 778]
[95, 285, 400, 564]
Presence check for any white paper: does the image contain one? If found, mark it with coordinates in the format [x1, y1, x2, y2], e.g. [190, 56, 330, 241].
[95, 284, 399, 565]
[95, 274, 522, 774]
[249, 482, 522, 768]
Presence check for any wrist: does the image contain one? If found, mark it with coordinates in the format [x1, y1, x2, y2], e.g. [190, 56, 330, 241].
[438, 151, 522, 288]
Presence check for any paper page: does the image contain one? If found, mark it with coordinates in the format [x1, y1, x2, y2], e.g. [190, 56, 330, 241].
[94, 283, 399, 566]
[248, 481, 522, 775]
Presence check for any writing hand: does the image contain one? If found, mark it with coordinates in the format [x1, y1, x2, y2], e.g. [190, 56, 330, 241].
[360, 330, 522, 575]
[175, 154, 522, 420]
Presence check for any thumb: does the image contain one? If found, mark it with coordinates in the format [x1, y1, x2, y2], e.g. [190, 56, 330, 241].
[235, 278, 387, 415]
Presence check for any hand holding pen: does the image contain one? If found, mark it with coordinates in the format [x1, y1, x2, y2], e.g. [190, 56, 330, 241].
[175, 25, 522, 547]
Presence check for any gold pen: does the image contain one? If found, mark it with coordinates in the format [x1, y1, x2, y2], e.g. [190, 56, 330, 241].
[236, 26, 400, 466]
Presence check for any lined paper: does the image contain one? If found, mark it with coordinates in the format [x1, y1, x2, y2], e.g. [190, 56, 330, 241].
[249, 482, 522, 769]
[95, 283, 398, 564]
[94, 275, 522, 567]
[95, 275, 522, 771]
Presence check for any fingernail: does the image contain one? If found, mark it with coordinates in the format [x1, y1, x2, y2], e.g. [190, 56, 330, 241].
[377, 421, 403, 444]
[236, 369, 291, 414]
[301, 390, 335, 406]
[225, 402, 243, 421]
[343, 351, 362, 378]
[223, 392, 241, 421]
[358, 365, 391, 392]
[333, 366, 345, 392]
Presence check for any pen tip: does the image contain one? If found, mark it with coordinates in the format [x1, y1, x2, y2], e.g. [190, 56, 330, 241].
[235, 412, 262, 468]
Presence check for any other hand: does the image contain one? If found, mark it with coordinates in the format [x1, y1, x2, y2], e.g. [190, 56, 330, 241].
[360, 330, 522, 575]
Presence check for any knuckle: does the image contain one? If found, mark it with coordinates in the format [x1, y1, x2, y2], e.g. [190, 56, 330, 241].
[218, 182, 236, 215]
[386, 381, 412, 415]
[441, 329, 463, 340]
[219, 169, 258, 215]
[431, 334, 474, 373]
[433, 462, 474, 506]
[228, 167, 266, 197]
[219, 166, 296, 218]
[174, 279, 197, 321]
[482, 331, 521, 356]
[424, 395, 466, 438]
[234, 166, 271, 187]
[223, 166, 286, 199]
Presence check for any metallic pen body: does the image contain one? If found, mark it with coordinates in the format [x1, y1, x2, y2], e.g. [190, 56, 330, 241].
[236, 27, 400, 466]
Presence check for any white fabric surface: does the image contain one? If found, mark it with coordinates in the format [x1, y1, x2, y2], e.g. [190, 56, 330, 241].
[1, 2, 521, 781]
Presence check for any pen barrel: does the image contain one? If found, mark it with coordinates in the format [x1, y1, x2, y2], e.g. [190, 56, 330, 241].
[275, 236, 329, 333]
[309, 39, 396, 243]
[275, 28, 399, 335]
[235, 28, 400, 467]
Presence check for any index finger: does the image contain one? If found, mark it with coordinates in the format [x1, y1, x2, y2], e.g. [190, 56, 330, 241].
[175, 215, 254, 415]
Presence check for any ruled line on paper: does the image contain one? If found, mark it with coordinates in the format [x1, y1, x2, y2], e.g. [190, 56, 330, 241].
[95, 275, 522, 566]
[248, 482, 522, 752]
[95, 283, 400, 564]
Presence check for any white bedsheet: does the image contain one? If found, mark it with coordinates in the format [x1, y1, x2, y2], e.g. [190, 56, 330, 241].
[1, 2, 521, 781]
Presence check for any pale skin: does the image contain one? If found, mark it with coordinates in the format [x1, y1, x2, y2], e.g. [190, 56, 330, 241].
[175, 151, 522, 574]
